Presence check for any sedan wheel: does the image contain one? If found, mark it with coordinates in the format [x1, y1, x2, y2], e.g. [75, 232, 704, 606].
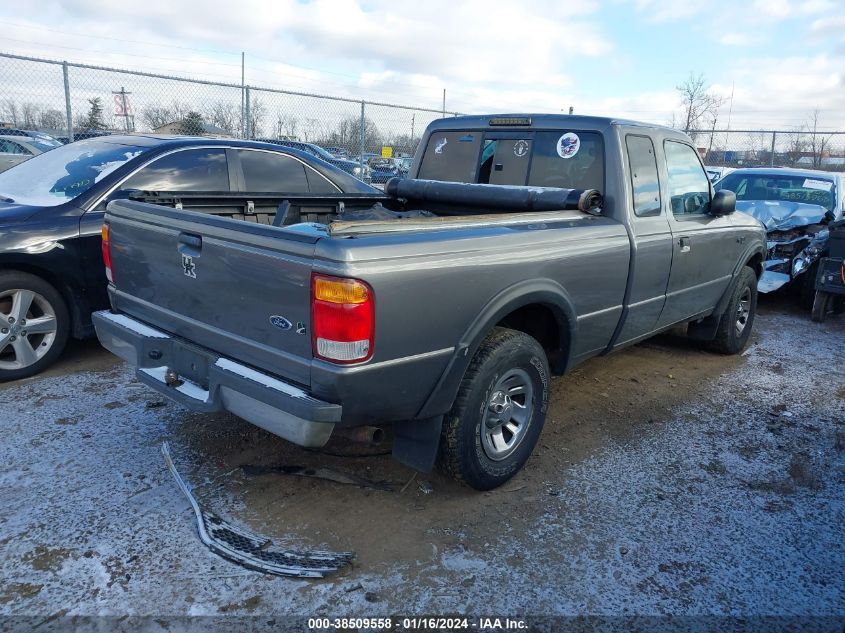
[0, 272, 69, 381]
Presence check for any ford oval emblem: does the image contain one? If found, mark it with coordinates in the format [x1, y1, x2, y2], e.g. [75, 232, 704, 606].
[269, 315, 293, 331]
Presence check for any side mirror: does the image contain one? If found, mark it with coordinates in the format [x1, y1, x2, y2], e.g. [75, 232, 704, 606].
[711, 189, 736, 216]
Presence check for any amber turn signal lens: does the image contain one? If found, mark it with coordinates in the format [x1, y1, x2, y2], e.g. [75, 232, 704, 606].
[313, 276, 369, 304]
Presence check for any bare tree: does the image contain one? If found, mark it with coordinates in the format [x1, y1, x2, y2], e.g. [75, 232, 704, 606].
[321, 115, 383, 154]
[1, 99, 19, 126]
[271, 113, 299, 140]
[784, 128, 807, 166]
[39, 109, 65, 130]
[248, 98, 266, 138]
[807, 109, 832, 169]
[141, 106, 177, 130]
[205, 101, 238, 135]
[141, 101, 191, 131]
[21, 102, 42, 128]
[676, 73, 724, 138]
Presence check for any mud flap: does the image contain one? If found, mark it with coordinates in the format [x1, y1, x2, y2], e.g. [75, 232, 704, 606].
[392, 416, 443, 473]
[161, 443, 353, 578]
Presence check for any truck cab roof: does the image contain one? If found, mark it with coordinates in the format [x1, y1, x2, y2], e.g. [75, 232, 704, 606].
[425, 113, 684, 137]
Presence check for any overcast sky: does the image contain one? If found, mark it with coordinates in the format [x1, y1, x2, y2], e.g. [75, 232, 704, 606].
[1, 0, 844, 130]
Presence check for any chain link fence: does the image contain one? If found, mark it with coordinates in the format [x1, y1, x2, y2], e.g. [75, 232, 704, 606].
[688, 129, 845, 171]
[3, 51, 845, 175]
[0, 51, 457, 167]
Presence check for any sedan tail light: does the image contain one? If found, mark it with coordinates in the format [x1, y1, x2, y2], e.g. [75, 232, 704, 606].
[311, 273, 374, 363]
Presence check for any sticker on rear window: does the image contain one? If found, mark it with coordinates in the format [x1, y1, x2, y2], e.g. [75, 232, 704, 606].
[434, 138, 448, 154]
[557, 133, 580, 159]
[803, 178, 832, 191]
[514, 140, 529, 157]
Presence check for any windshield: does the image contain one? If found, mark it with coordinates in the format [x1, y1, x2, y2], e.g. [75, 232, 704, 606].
[716, 172, 835, 212]
[309, 145, 338, 161]
[0, 139, 144, 207]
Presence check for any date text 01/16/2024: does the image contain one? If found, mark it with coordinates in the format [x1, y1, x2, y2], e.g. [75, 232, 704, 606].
[307, 617, 528, 630]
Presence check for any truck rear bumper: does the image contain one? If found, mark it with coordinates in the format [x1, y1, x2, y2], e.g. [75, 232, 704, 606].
[92, 310, 339, 447]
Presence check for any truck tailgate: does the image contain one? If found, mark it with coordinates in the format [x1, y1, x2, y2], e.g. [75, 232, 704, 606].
[105, 200, 316, 388]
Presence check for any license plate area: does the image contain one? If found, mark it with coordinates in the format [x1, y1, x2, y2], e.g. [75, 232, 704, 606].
[172, 343, 214, 388]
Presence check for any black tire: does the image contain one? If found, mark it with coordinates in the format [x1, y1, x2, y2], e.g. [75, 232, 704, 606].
[438, 327, 550, 490]
[811, 290, 831, 323]
[709, 266, 757, 355]
[0, 271, 69, 382]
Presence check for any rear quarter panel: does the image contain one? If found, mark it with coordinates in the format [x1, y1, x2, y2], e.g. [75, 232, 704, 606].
[310, 215, 630, 419]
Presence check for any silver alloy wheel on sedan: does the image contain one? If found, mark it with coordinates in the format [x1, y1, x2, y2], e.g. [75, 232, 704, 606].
[735, 287, 752, 336]
[481, 368, 534, 461]
[0, 289, 58, 370]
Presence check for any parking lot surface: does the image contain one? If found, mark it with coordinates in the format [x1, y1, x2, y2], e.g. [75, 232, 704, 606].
[1, 297, 843, 621]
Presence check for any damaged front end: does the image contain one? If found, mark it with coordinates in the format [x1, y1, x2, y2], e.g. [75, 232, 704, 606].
[738, 200, 833, 293]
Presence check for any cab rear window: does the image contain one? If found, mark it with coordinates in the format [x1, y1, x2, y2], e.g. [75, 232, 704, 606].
[417, 129, 604, 193]
[417, 132, 481, 183]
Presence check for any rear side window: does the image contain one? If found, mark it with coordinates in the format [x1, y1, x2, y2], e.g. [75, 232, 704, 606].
[626, 135, 661, 217]
[527, 131, 604, 192]
[123, 148, 229, 191]
[238, 150, 309, 192]
[417, 132, 481, 183]
[664, 141, 710, 216]
[0, 140, 28, 155]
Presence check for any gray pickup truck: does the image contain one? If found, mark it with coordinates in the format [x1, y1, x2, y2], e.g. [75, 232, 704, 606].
[93, 114, 766, 490]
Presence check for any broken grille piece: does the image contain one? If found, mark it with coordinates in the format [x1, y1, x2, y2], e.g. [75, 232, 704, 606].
[161, 442, 354, 578]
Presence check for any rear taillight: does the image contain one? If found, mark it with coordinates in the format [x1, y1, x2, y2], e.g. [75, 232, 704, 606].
[101, 223, 113, 283]
[312, 273, 374, 363]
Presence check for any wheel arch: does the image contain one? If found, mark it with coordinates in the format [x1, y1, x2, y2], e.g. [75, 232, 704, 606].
[415, 279, 577, 419]
[0, 257, 85, 338]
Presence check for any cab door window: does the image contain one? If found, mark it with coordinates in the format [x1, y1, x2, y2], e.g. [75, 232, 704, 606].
[664, 141, 710, 216]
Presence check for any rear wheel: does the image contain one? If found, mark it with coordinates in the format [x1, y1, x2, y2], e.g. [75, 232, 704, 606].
[709, 266, 757, 355]
[438, 327, 550, 490]
[0, 272, 69, 382]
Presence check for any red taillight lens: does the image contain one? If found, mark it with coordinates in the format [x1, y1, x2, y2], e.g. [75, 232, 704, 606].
[312, 273, 374, 363]
[101, 223, 113, 283]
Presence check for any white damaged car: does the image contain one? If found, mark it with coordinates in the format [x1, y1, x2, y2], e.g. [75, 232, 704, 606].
[715, 168, 844, 307]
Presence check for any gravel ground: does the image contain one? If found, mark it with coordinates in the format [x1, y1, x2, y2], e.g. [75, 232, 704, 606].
[0, 297, 843, 629]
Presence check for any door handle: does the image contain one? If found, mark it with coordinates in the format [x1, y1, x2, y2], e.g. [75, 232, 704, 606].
[177, 233, 202, 257]
[678, 236, 691, 253]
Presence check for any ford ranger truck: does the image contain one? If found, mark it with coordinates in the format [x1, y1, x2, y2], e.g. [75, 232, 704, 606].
[93, 115, 766, 490]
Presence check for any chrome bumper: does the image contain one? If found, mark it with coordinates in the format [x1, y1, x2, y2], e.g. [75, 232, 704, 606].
[92, 310, 339, 447]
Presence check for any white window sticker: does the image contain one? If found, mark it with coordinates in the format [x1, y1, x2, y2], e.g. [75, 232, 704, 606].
[803, 178, 832, 191]
[556, 133, 580, 159]
[434, 138, 448, 154]
[513, 139, 529, 157]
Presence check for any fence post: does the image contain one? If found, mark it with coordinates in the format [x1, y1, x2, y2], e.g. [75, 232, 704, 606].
[359, 101, 365, 173]
[244, 86, 251, 139]
[62, 61, 73, 142]
[770, 131, 776, 167]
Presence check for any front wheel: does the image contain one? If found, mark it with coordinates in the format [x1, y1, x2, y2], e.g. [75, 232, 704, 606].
[0, 272, 69, 382]
[438, 327, 550, 490]
[709, 266, 758, 355]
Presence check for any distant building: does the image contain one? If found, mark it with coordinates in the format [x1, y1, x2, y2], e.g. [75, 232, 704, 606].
[152, 121, 230, 138]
